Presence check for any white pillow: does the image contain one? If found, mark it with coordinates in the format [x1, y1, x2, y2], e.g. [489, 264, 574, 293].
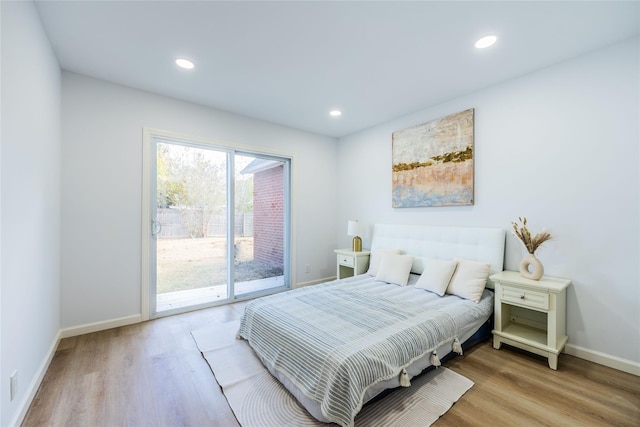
[367, 248, 402, 276]
[446, 258, 490, 303]
[411, 256, 427, 275]
[376, 253, 415, 286]
[414, 259, 458, 296]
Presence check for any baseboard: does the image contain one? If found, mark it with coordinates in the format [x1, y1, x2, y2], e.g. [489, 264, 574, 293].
[59, 314, 143, 338]
[9, 330, 62, 427]
[564, 343, 640, 376]
[294, 276, 335, 288]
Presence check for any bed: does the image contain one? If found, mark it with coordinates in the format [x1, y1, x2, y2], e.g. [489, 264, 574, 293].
[237, 224, 505, 427]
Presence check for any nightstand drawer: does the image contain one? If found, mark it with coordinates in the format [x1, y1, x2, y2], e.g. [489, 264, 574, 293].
[337, 254, 354, 267]
[502, 285, 549, 310]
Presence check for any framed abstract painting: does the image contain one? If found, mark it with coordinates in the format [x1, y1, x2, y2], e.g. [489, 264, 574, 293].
[392, 109, 474, 207]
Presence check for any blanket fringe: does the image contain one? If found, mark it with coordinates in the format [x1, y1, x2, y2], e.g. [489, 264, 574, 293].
[399, 368, 411, 387]
[430, 351, 441, 367]
[452, 337, 463, 355]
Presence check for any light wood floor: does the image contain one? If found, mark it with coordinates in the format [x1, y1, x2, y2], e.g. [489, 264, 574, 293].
[23, 301, 639, 427]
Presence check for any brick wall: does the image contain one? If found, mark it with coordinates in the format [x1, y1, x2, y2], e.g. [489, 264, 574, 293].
[253, 165, 284, 266]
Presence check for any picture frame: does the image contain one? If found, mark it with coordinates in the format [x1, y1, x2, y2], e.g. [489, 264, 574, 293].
[392, 108, 474, 207]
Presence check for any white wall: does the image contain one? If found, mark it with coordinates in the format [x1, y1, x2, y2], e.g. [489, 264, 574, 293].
[0, 1, 62, 425]
[337, 38, 640, 366]
[61, 72, 338, 328]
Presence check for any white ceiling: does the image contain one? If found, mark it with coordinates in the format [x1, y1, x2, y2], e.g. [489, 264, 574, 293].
[34, 1, 639, 138]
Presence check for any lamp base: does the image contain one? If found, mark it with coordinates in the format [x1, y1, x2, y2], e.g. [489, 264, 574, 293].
[352, 236, 362, 252]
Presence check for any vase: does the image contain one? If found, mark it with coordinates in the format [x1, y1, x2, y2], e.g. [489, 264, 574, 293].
[519, 253, 544, 280]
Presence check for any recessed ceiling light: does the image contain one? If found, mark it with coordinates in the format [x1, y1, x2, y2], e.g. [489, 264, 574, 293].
[475, 35, 497, 49]
[329, 110, 342, 117]
[175, 58, 195, 69]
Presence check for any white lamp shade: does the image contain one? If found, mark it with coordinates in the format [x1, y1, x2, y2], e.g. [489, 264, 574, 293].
[347, 220, 360, 236]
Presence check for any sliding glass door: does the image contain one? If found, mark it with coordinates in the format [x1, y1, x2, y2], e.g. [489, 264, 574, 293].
[145, 133, 291, 318]
[233, 154, 289, 297]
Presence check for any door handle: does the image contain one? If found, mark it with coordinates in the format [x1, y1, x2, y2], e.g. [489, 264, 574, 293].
[152, 219, 162, 236]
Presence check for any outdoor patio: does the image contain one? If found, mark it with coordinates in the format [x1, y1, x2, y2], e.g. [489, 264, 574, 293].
[156, 275, 285, 312]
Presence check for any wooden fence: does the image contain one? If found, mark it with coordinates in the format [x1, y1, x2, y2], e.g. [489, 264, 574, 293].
[157, 208, 253, 238]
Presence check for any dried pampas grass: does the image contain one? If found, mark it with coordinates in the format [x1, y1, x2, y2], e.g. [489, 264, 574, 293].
[512, 217, 552, 254]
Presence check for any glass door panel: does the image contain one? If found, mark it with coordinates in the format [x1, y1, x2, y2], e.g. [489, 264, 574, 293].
[154, 141, 229, 313]
[233, 154, 286, 296]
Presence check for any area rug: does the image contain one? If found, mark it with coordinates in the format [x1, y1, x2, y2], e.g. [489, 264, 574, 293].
[191, 320, 473, 427]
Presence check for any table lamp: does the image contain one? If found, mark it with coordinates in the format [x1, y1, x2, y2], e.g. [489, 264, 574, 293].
[347, 220, 362, 252]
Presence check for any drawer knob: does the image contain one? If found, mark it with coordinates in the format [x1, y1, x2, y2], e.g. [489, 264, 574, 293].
[520, 294, 525, 300]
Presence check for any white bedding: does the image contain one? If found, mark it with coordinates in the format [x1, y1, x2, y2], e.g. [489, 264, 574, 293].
[238, 223, 504, 426]
[239, 273, 494, 426]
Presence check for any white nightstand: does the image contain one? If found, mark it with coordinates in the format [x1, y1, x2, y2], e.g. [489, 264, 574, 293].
[490, 271, 571, 370]
[334, 249, 371, 279]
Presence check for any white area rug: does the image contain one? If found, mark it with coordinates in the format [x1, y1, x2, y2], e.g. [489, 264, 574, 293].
[192, 320, 473, 427]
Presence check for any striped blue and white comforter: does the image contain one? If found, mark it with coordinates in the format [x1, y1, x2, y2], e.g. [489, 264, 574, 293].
[237, 275, 489, 427]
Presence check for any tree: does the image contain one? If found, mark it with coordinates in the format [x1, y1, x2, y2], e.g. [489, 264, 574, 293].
[157, 143, 226, 238]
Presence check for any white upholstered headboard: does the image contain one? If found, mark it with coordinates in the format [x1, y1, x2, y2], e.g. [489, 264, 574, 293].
[370, 224, 505, 288]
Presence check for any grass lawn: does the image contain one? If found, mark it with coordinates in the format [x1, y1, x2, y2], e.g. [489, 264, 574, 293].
[156, 236, 282, 294]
